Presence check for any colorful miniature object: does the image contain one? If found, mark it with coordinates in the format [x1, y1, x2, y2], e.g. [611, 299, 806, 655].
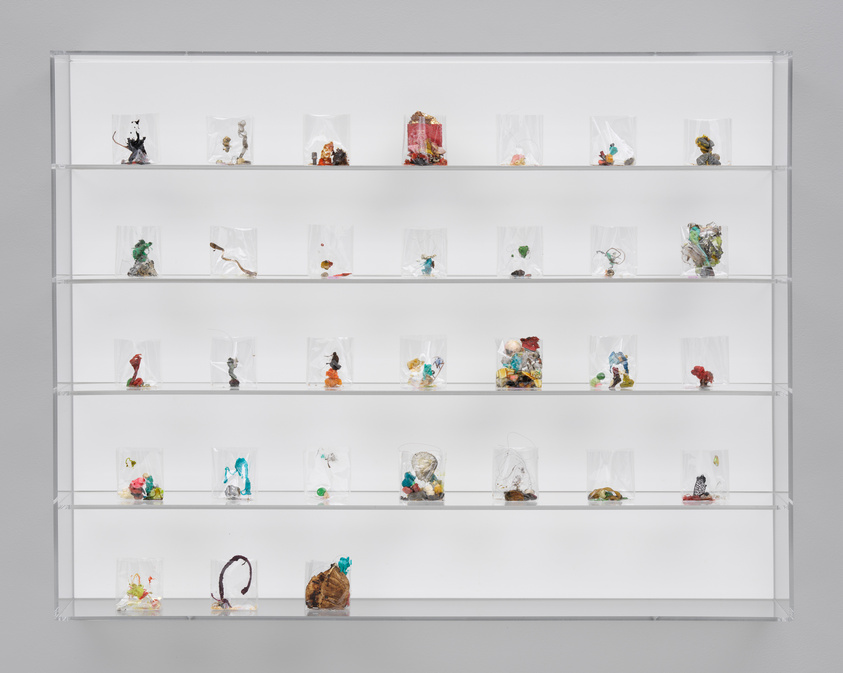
[211, 555, 253, 610]
[118, 457, 163, 500]
[223, 456, 251, 499]
[128, 239, 157, 277]
[509, 154, 526, 166]
[406, 354, 444, 389]
[320, 256, 351, 278]
[681, 222, 723, 277]
[597, 143, 634, 166]
[216, 120, 251, 165]
[325, 351, 343, 388]
[596, 247, 625, 277]
[401, 451, 445, 501]
[227, 357, 240, 388]
[306, 557, 352, 610]
[126, 353, 150, 388]
[509, 245, 533, 277]
[420, 254, 436, 276]
[117, 573, 160, 611]
[404, 111, 447, 166]
[588, 487, 627, 501]
[683, 474, 715, 502]
[608, 350, 634, 390]
[311, 140, 350, 166]
[210, 242, 256, 277]
[691, 365, 714, 388]
[589, 372, 606, 388]
[112, 118, 150, 165]
[694, 134, 721, 165]
[497, 336, 542, 389]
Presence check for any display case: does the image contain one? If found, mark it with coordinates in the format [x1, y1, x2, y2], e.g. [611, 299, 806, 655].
[52, 51, 792, 620]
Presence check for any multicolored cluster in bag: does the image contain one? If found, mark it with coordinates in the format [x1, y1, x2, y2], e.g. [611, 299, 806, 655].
[497, 336, 542, 389]
[401, 451, 445, 501]
[404, 111, 447, 165]
[324, 351, 343, 388]
[117, 573, 160, 611]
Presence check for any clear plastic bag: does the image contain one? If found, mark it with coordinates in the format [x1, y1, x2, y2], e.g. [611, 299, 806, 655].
[307, 224, 353, 278]
[496, 336, 542, 389]
[680, 222, 728, 277]
[590, 115, 636, 166]
[497, 114, 543, 166]
[681, 450, 729, 503]
[211, 556, 257, 611]
[212, 448, 256, 500]
[207, 116, 253, 165]
[116, 449, 164, 501]
[303, 448, 350, 502]
[403, 111, 447, 165]
[399, 335, 446, 389]
[210, 335, 256, 388]
[589, 334, 636, 390]
[402, 228, 447, 278]
[112, 114, 157, 165]
[586, 450, 635, 502]
[497, 226, 543, 278]
[210, 227, 257, 277]
[399, 444, 446, 503]
[681, 336, 729, 388]
[307, 337, 353, 388]
[305, 557, 352, 613]
[493, 434, 539, 501]
[591, 226, 638, 277]
[116, 226, 161, 277]
[685, 118, 731, 166]
[116, 558, 162, 611]
[304, 114, 351, 166]
[115, 339, 161, 388]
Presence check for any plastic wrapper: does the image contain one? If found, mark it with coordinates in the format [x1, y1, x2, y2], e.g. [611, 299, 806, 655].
[210, 335, 256, 389]
[497, 114, 543, 166]
[590, 115, 636, 166]
[207, 116, 253, 165]
[304, 448, 350, 502]
[116, 558, 161, 611]
[399, 444, 446, 503]
[210, 227, 257, 277]
[587, 450, 635, 502]
[116, 449, 164, 501]
[403, 111, 447, 165]
[591, 226, 638, 277]
[115, 339, 161, 388]
[212, 448, 256, 501]
[496, 336, 542, 389]
[399, 335, 446, 389]
[211, 556, 257, 611]
[308, 224, 353, 278]
[497, 226, 543, 278]
[304, 114, 351, 165]
[589, 335, 636, 390]
[112, 114, 157, 165]
[685, 118, 731, 166]
[681, 450, 729, 503]
[116, 226, 161, 277]
[402, 228, 447, 278]
[493, 435, 539, 501]
[681, 336, 729, 388]
[307, 337, 352, 388]
[680, 222, 728, 277]
[305, 557, 352, 614]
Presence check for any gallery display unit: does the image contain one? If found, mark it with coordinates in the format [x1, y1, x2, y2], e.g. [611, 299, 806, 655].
[52, 51, 792, 620]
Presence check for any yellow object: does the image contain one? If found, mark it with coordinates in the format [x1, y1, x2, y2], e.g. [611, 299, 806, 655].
[407, 358, 423, 372]
[619, 374, 634, 389]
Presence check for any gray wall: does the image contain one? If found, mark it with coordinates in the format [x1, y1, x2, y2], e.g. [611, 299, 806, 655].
[1, 0, 837, 669]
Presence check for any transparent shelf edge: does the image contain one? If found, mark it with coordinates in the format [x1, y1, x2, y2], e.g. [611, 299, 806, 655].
[62, 490, 786, 511]
[59, 597, 787, 621]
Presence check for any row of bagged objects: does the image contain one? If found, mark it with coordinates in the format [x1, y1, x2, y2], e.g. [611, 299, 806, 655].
[118, 221, 728, 279]
[111, 113, 734, 167]
[116, 555, 352, 613]
[116, 335, 731, 391]
[119, 446, 730, 505]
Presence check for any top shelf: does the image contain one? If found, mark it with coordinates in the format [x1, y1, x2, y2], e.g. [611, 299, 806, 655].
[52, 164, 788, 172]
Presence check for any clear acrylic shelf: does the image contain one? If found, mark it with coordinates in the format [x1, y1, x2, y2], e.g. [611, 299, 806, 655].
[52, 163, 787, 171]
[62, 490, 788, 510]
[57, 597, 791, 621]
[57, 274, 784, 285]
[57, 382, 780, 396]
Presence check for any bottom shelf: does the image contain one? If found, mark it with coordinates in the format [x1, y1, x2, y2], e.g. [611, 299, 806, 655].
[58, 598, 792, 621]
